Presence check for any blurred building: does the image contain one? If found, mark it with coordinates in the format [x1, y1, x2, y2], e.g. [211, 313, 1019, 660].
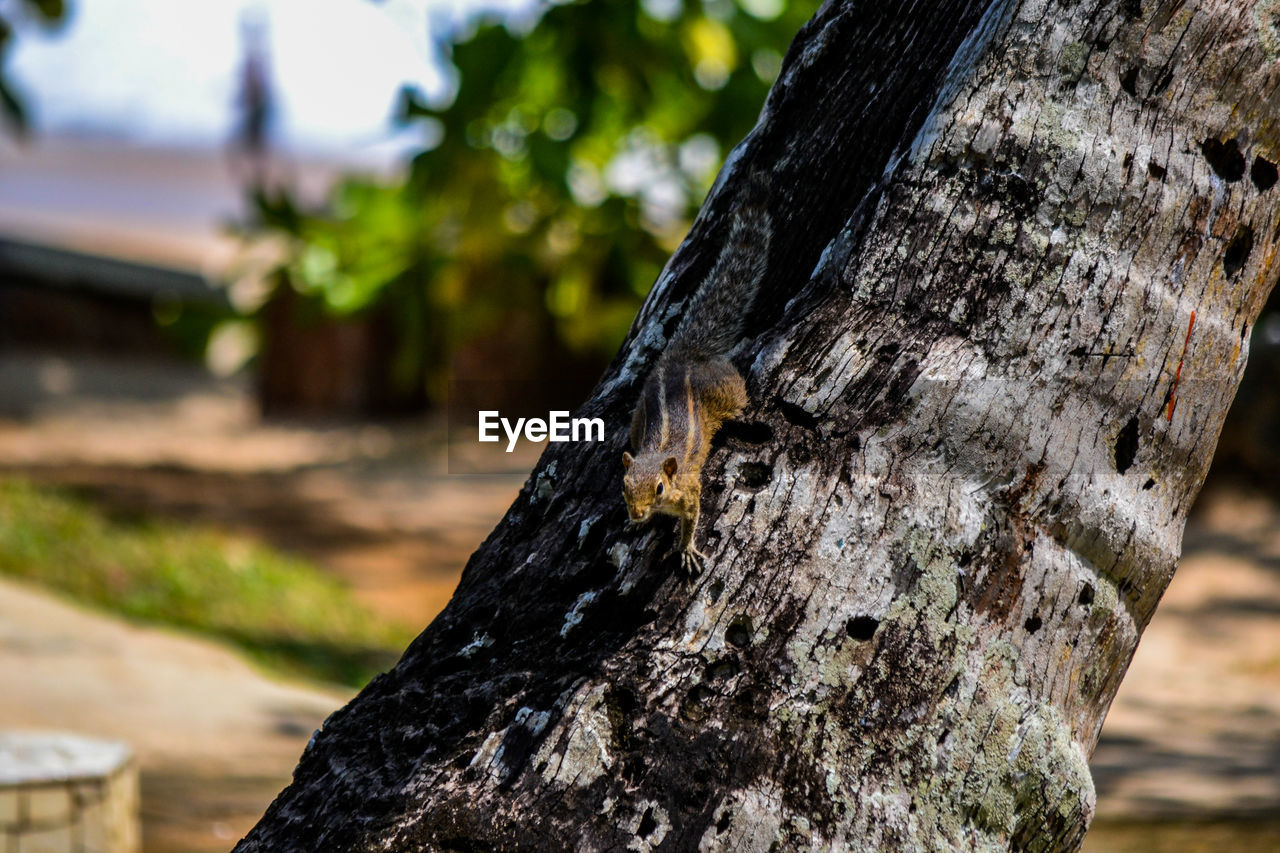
[0, 0, 440, 403]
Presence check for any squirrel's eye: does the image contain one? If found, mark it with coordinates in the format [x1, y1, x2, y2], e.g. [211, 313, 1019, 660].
[656, 482, 664, 496]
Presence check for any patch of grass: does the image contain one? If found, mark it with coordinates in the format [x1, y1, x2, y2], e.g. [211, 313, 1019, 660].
[0, 478, 415, 687]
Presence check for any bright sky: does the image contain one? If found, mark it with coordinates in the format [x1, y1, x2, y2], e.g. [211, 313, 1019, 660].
[8, 0, 532, 157]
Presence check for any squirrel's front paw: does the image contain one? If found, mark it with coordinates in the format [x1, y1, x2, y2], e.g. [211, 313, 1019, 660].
[679, 547, 705, 579]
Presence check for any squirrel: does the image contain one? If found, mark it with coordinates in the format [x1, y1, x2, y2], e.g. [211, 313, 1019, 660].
[622, 178, 771, 576]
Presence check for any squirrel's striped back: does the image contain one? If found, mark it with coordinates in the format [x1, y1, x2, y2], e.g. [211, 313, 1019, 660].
[629, 356, 747, 478]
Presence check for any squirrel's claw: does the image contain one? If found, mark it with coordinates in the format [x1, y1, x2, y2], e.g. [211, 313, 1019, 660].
[679, 547, 705, 579]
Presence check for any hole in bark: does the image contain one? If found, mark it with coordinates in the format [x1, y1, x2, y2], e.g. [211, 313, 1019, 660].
[789, 443, 813, 465]
[637, 807, 657, 838]
[726, 615, 753, 648]
[1113, 415, 1140, 474]
[1122, 0, 1142, 17]
[736, 461, 772, 489]
[1079, 583, 1096, 606]
[1201, 137, 1246, 182]
[846, 616, 880, 641]
[1143, 477, 1157, 490]
[1147, 161, 1166, 180]
[1223, 225, 1255, 278]
[1024, 614, 1043, 634]
[1002, 172, 1041, 216]
[716, 811, 733, 833]
[719, 420, 774, 445]
[957, 551, 973, 568]
[779, 400, 820, 430]
[708, 579, 725, 603]
[1119, 66, 1139, 96]
[681, 684, 714, 723]
[1252, 156, 1279, 191]
[705, 657, 740, 681]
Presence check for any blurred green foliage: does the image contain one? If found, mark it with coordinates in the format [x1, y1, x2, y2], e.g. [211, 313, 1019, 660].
[247, 0, 810, 404]
[0, 0, 66, 131]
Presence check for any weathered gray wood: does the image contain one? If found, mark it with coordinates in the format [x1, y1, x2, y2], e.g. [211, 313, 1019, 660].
[237, 0, 1280, 850]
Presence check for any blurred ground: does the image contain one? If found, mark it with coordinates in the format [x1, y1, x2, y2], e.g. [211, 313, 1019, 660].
[0, 350, 538, 626]
[1091, 486, 1280, 820]
[0, 350, 1277, 850]
[0, 351, 536, 851]
[0, 576, 345, 851]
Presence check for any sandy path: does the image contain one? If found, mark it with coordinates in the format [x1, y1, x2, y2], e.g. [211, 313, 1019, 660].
[1090, 486, 1280, 820]
[0, 577, 347, 851]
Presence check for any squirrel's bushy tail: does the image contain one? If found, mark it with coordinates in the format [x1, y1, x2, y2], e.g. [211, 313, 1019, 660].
[663, 175, 772, 364]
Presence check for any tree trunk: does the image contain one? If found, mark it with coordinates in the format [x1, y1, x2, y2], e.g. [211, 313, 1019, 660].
[237, 0, 1280, 850]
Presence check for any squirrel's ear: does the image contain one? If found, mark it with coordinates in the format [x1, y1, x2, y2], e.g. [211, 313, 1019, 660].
[622, 452, 634, 470]
[663, 456, 678, 478]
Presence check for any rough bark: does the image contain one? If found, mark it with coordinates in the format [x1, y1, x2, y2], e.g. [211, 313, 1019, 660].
[238, 0, 1280, 850]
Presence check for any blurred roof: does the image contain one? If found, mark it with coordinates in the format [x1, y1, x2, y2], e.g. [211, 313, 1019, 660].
[0, 135, 250, 275]
[0, 237, 224, 306]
